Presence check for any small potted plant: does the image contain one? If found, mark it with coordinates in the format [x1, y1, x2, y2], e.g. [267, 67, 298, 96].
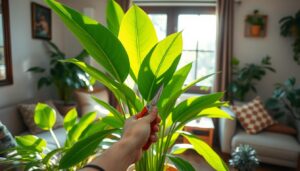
[246, 10, 265, 37]
[229, 144, 259, 171]
[28, 41, 93, 115]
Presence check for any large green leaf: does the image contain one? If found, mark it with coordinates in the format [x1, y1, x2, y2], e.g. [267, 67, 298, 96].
[59, 129, 118, 169]
[34, 103, 56, 130]
[138, 32, 182, 101]
[15, 135, 47, 153]
[92, 96, 125, 123]
[119, 5, 158, 81]
[102, 114, 124, 128]
[172, 93, 224, 122]
[170, 144, 193, 155]
[167, 155, 196, 171]
[67, 112, 97, 144]
[199, 107, 233, 119]
[45, 0, 129, 82]
[158, 63, 192, 120]
[81, 119, 109, 139]
[181, 132, 228, 171]
[65, 59, 143, 112]
[64, 108, 78, 132]
[106, 0, 124, 36]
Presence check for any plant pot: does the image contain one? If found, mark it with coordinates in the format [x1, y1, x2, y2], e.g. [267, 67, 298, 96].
[54, 100, 77, 116]
[250, 25, 261, 37]
[127, 163, 177, 171]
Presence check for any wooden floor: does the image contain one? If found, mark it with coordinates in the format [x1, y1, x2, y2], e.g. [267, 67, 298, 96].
[178, 149, 297, 171]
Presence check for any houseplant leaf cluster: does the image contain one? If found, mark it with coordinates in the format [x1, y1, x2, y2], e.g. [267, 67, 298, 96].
[229, 144, 259, 171]
[0, 103, 118, 170]
[229, 56, 275, 101]
[280, 10, 300, 64]
[4, 0, 233, 170]
[28, 41, 93, 103]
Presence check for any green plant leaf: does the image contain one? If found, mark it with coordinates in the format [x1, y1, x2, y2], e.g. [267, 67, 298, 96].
[42, 148, 63, 165]
[67, 111, 97, 144]
[64, 108, 78, 132]
[119, 4, 158, 81]
[138, 32, 182, 101]
[182, 73, 216, 92]
[158, 63, 192, 120]
[102, 114, 124, 128]
[27, 67, 45, 73]
[65, 59, 143, 112]
[172, 93, 224, 122]
[92, 96, 125, 124]
[199, 107, 233, 119]
[34, 103, 56, 130]
[45, 0, 129, 82]
[170, 144, 193, 155]
[181, 131, 228, 171]
[81, 119, 109, 139]
[59, 129, 118, 169]
[167, 155, 196, 171]
[15, 135, 47, 153]
[106, 0, 124, 36]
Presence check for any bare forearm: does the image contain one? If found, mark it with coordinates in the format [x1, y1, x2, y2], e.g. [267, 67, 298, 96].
[81, 139, 134, 171]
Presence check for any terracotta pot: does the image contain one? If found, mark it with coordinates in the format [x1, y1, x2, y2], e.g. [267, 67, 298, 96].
[127, 163, 177, 171]
[250, 25, 261, 37]
[54, 100, 77, 116]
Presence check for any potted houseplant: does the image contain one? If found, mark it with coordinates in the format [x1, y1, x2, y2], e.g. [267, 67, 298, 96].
[229, 144, 259, 171]
[265, 77, 300, 142]
[28, 41, 94, 115]
[229, 56, 275, 102]
[0, 103, 118, 170]
[1, 0, 233, 170]
[246, 10, 265, 37]
[279, 10, 300, 64]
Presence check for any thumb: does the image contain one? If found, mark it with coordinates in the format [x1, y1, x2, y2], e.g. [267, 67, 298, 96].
[143, 107, 157, 123]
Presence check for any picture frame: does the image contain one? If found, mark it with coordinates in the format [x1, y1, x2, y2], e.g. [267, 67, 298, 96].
[31, 2, 52, 40]
[244, 11, 267, 38]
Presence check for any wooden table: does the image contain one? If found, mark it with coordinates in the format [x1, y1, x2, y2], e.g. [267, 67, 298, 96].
[183, 117, 215, 147]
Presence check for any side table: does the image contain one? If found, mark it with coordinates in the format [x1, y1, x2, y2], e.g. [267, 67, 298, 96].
[183, 117, 215, 147]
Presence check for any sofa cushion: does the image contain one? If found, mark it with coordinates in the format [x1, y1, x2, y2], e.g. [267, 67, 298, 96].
[232, 97, 275, 134]
[232, 129, 300, 163]
[18, 101, 64, 134]
[0, 122, 16, 156]
[264, 123, 297, 136]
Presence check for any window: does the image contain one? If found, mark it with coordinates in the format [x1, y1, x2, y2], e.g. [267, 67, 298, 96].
[142, 6, 216, 93]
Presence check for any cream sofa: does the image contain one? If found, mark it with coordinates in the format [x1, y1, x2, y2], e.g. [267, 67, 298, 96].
[219, 107, 300, 169]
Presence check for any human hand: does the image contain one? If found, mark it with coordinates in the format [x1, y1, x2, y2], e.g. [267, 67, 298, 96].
[121, 107, 161, 163]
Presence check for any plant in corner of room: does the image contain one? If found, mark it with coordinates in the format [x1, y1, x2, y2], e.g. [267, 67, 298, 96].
[28, 41, 94, 105]
[9, 0, 233, 170]
[229, 144, 259, 171]
[246, 10, 265, 37]
[279, 10, 300, 64]
[0, 103, 119, 170]
[229, 56, 275, 101]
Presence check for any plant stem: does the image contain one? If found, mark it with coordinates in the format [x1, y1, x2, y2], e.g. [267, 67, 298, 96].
[49, 129, 61, 148]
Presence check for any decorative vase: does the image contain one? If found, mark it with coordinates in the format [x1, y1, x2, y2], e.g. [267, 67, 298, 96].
[250, 25, 261, 37]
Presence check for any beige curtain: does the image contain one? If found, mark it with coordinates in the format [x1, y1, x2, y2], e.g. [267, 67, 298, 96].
[215, 0, 234, 101]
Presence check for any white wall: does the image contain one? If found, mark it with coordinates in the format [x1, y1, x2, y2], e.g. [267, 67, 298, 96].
[0, 0, 65, 107]
[234, 0, 300, 101]
[59, 0, 107, 58]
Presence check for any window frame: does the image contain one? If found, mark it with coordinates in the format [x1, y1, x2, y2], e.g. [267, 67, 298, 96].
[141, 6, 216, 94]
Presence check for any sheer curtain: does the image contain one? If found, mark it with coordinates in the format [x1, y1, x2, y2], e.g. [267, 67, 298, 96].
[215, 0, 234, 101]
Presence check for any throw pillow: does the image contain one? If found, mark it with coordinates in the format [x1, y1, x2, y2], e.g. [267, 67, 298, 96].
[18, 101, 64, 134]
[264, 123, 297, 135]
[0, 121, 16, 157]
[232, 97, 275, 134]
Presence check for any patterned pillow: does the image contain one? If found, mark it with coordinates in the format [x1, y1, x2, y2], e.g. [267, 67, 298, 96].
[0, 121, 16, 157]
[18, 101, 64, 134]
[232, 97, 275, 134]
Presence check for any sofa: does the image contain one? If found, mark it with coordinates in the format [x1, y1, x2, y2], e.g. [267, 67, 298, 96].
[219, 107, 300, 169]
